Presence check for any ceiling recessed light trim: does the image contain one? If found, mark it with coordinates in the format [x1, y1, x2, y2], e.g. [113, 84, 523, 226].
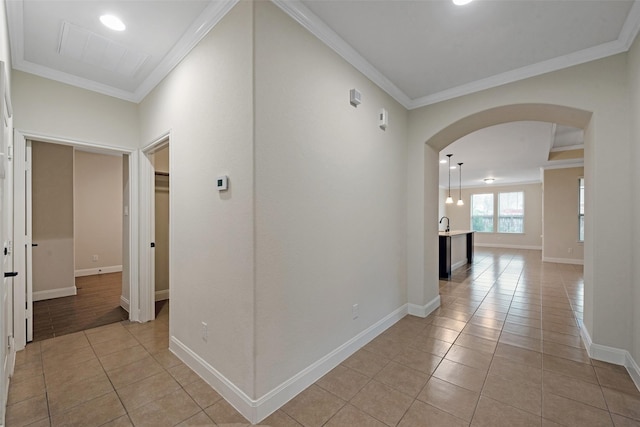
[100, 14, 126, 32]
[484, 178, 495, 184]
[452, 0, 474, 6]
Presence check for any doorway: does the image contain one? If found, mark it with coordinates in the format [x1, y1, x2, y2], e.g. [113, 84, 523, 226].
[153, 144, 170, 316]
[29, 142, 129, 341]
[13, 132, 135, 348]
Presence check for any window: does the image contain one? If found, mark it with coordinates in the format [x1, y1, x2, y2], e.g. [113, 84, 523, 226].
[579, 178, 584, 242]
[471, 193, 494, 232]
[498, 191, 524, 233]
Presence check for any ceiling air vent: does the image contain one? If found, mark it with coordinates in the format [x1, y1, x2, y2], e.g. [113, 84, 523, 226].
[57, 21, 149, 78]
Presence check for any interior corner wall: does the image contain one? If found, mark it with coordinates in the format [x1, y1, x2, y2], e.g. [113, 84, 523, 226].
[627, 31, 640, 367]
[543, 167, 584, 263]
[11, 71, 139, 149]
[408, 53, 633, 356]
[253, 1, 409, 398]
[445, 182, 542, 249]
[138, 0, 255, 397]
[73, 150, 123, 272]
[31, 141, 75, 298]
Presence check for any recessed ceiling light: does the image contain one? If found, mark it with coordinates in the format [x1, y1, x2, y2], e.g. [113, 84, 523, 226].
[450, 166, 457, 170]
[452, 0, 474, 5]
[440, 159, 447, 164]
[484, 178, 495, 184]
[100, 15, 126, 31]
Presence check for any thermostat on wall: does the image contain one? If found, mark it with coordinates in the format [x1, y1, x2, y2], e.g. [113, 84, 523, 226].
[217, 175, 228, 191]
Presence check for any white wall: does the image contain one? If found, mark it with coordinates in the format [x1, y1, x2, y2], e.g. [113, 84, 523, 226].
[408, 54, 633, 359]
[254, 1, 408, 397]
[31, 142, 75, 299]
[627, 27, 640, 371]
[445, 183, 542, 249]
[11, 71, 139, 149]
[73, 150, 123, 273]
[138, 1, 255, 396]
[543, 167, 584, 263]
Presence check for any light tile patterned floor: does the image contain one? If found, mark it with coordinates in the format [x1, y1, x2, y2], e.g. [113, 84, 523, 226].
[8, 248, 640, 426]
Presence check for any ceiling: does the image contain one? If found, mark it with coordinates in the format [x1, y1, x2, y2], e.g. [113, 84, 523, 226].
[5, 0, 635, 182]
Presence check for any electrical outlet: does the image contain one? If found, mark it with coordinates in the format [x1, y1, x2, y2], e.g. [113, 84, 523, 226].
[92, 255, 98, 262]
[352, 304, 359, 320]
[201, 322, 208, 342]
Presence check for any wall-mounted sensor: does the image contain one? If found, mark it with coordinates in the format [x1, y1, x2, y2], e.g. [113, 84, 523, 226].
[216, 175, 228, 191]
[350, 88, 362, 107]
[378, 108, 388, 130]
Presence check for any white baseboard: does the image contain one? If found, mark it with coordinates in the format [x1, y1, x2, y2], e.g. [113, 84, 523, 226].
[170, 303, 409, 424]
[33, 286, 77, 301]
[542, 257, 584, 265]
[155, 289, 169, 301]
[451, 260, 467, 271]
[120, 296, 130, 313]
[408, 295, 441, 318]
[475, 243, 542, 250]
[580, 321, 640, 392]
[75, 265, 123, 277]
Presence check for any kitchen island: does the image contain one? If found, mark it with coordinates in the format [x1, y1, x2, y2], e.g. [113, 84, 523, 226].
[439, 230, 474, 279]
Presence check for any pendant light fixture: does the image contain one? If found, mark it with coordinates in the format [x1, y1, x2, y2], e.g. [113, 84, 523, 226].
[457, 162, 464, 206]
[445, 154, 453, 204]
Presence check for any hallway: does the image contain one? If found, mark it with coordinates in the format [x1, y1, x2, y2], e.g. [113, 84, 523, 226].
[6, 249, 640, 426]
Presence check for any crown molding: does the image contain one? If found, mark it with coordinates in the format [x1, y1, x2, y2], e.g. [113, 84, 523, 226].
[7, 0, 640, 107]
[409, 40, 628, 109]
[6, 0, 238, 104]
[273, 0, 640, 111]
[271, 0, 413, 109]
[541, 160, 585, 170]
[550, 144, 585, 153]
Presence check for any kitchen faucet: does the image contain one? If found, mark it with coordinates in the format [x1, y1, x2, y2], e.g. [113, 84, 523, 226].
[439, 216, 450, 233]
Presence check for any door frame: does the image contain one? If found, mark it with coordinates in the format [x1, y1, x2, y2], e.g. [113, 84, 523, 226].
[139, 132, 171, 322]
[12, 130, 139, 349]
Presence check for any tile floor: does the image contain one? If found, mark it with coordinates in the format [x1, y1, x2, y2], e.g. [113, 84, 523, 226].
[33, 273, 128, 341]
[8, 248, 640, 426]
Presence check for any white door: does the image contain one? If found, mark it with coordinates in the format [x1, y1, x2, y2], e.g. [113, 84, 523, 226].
[0, 62, 14, 427]
[24, 142, 32, 343]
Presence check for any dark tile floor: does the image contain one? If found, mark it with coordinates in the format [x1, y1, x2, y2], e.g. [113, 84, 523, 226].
[33, 272, 129, 341]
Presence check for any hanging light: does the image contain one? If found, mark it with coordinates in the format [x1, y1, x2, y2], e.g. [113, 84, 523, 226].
[445, 154, 453, 204]
[457, 162, 464, 206]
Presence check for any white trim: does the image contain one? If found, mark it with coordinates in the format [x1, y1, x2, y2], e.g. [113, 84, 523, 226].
[461, 179, 542, 190]
[475, 243, 542, 250]
[6, 0, 239, 103]
[549, 144, 584, 153]
[451, 260, 467, 271]
[541, 162, 585, 170]
[271, 0, 412, 109]
[580, 322, 640, 392]
[155, 289, 169, 301]
[542, 256, 584, 265]
[408, 295, 441, 318]
[33, 286, 76, 301]
[74, 265, 123, 277]
[170, 304, 409, 424]
[120, 296, 130, 313]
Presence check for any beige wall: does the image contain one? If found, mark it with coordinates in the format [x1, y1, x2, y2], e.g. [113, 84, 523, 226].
[254, 1, 408, 397]
[627, 28, 640, 368]
[408, 53, 633, 356]
[154, 145, 169, 297]
[543, 167, 584, 263]
[445, 183, 543, 249]
[11, 71, 139, 149]
[32, 142, 75, 298]
[73, 150, 123, 272]
[139, 1, 255, 396]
